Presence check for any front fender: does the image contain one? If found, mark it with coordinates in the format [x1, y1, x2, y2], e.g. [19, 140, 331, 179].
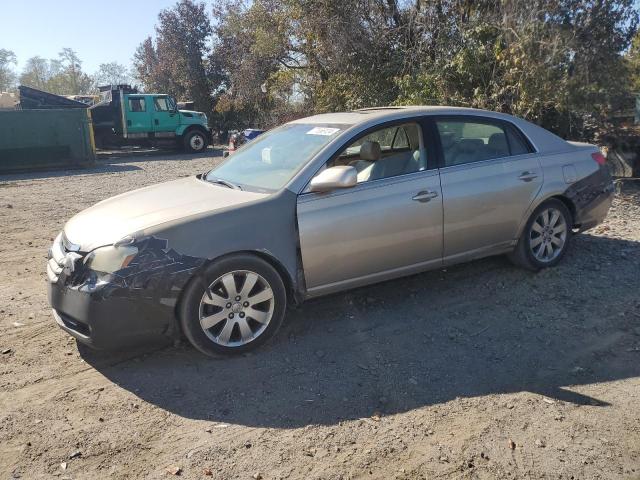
[176, 122, 209, 137]
[141, 189, 302, 296]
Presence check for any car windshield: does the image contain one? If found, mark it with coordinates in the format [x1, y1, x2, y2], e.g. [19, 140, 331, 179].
[205, 123, 343, 191]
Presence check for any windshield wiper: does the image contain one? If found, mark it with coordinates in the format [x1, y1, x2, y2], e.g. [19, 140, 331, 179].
[205, 175, 242, 190]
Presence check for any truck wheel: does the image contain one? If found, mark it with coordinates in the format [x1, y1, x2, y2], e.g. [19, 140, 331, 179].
[183, 130, 208, 153]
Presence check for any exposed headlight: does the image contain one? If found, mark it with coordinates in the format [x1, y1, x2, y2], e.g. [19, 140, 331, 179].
[84, 245, 138, 273]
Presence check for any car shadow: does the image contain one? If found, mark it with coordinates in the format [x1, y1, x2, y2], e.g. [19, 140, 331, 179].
[80, 233, 640, 428]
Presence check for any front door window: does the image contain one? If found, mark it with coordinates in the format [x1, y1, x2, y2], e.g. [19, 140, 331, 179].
[330, 123, 426, 183]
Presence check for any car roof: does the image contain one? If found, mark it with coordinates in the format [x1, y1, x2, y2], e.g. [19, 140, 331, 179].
[289, 106, 518, 126]
[289, 105, 571, 153]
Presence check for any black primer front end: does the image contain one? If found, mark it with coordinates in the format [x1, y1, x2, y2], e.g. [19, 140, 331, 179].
[48, 236, 205, 349]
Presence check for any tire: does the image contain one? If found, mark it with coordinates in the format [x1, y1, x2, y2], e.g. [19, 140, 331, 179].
[183, 129, 208, 153]
[508, 199, 573, 271]
[179, 254, 287, 356]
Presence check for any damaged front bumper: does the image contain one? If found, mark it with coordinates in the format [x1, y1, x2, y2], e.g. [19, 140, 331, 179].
[48, 279, 175, 348]
[47, 235, 204, 349]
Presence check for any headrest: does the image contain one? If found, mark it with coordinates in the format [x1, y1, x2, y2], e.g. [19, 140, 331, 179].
[457, 138, 484, 152]
[488, 133, 508, 152]
[440, 132, 456, 149]
[359, 140, 381, 161]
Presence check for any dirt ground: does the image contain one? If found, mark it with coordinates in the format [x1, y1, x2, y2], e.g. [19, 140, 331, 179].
[1, 150, 639, 480]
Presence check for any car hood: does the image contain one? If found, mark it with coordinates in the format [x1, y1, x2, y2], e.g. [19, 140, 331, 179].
[64, 176, 268, 251]
[179, 109, 204, 118]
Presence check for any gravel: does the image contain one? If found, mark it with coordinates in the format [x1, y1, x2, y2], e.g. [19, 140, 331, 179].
[0, 150, 639, 479]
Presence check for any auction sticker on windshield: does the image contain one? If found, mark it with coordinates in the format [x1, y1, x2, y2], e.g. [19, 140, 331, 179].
[306, 127, 341, 136]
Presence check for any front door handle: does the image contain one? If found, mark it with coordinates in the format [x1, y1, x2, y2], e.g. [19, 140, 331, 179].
[518, 171, 538, 182]
[412, 190, 439, 202]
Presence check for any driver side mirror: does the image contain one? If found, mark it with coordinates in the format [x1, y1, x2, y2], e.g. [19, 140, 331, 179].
[309, 166, 357, 193]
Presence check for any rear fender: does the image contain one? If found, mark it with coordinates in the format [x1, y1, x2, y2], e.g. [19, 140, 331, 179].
[513, 146, 611, 239]
[514, 165, 613, 239]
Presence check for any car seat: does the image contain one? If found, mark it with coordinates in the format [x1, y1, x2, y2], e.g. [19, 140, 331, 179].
[488, 132, 509, 157]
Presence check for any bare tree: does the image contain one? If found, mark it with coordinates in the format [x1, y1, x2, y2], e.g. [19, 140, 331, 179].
[93, 62, 131, 88]
[0, 49, 17, 91]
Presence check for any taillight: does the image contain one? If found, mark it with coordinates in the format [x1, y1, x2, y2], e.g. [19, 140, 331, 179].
[591, 152, 606, 166]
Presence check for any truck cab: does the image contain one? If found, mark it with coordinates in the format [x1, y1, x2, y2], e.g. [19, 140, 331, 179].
[91, 86, 211, 153]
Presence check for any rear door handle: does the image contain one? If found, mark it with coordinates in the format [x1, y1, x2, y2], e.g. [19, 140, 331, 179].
[412, 190, 439, 202]
[518, 171, 538, 182]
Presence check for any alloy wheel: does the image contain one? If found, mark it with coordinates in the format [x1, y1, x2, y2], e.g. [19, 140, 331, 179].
[529, 207, 567, 262]
[198, 270, 274, 347]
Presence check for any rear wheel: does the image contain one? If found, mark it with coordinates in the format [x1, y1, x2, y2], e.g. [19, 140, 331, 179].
[179, 254, 286, 356]
[183, 129, 208, 153]
[509, 199, 572, 271]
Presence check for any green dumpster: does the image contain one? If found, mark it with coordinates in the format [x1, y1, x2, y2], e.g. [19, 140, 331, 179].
[0, 108, 96, 173]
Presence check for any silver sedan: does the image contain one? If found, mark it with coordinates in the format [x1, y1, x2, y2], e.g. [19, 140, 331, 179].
[47, 107, 614, 355]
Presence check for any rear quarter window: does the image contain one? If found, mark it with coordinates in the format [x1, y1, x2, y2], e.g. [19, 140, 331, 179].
[506, 125, 533, 155]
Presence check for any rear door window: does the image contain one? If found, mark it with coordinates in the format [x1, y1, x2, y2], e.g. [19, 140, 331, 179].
[128, 97, 146, 112]
[436, 119, 534, 167]
[436, 120, 510, 167]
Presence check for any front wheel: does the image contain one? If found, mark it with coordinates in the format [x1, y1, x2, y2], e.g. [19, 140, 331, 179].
[179, 254, 287, 356]
[183, 130, 208, 153]
[509, 199, 572, 271]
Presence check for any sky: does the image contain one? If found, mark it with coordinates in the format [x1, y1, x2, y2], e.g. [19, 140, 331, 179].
[0, 0, 179, 75]
[2, 0, 640, 74]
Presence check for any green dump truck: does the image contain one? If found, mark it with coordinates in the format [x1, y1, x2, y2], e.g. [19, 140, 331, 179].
[90, 85, 211, 153]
